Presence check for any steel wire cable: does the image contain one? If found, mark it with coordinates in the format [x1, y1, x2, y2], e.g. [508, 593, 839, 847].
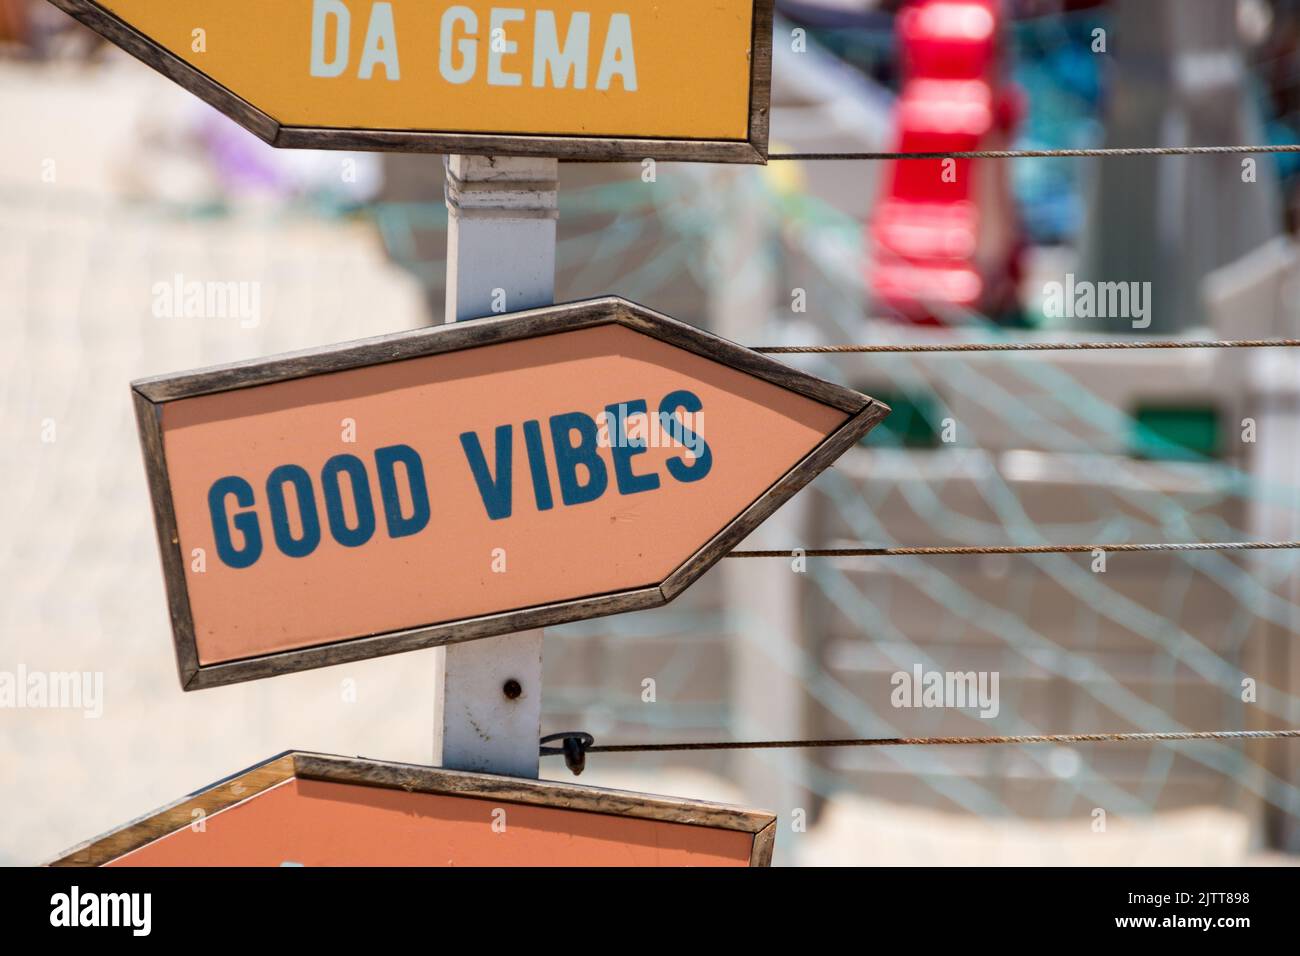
[754, 338, 1300, 353]
[541, 729, 1300, 759]
[726, 541, 1300, 558]
[768, 145, 1300, 161]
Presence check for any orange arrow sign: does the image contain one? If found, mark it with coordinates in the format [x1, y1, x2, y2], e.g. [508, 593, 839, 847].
[132, 297, 888, 689]
[49, 752, 776, 866]
[49, 0, 773, 163]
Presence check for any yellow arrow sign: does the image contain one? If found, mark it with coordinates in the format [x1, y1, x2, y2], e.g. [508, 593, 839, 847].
[52, 0, 773, 162]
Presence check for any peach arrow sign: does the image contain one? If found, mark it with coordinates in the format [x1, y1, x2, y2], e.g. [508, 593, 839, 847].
[47, 0, 774, 163]
[48, 751, 778, 866]
[131, 297, 889, 690]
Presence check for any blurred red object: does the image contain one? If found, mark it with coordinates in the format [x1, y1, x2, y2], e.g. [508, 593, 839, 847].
[869, 0, 1025, 325]
[0, 0, 31, 45]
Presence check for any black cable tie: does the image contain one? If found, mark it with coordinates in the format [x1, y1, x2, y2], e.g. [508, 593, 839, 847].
[539, 732, 594, 776]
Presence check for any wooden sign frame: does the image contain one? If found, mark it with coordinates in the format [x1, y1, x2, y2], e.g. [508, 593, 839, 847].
[48, 751, 778, 866]
[132, 297, 887, 690]
[47, 0, 776, 164]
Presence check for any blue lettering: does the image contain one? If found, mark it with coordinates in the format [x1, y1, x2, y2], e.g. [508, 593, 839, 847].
[375, 444, 431, 538]
[321, 454, 376, 548]
[605, 400, 660, 496]
[522, 419, 554, 511]
[461, 425, 514, 520]
[266, 464, 321, 558]
[549, 411, 608, 506]
[208, 476, 262, 569]
[659, 390, 712, 483]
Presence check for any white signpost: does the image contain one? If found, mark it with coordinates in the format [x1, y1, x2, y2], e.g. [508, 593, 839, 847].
[49, 2, 780, 782]
[437, 154, 559, 777]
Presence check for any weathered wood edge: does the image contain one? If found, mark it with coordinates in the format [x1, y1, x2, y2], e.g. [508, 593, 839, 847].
[133, 295, 883, 690]
[131, 388, 201, 687]
[183, 585, 664, 690]
[615, 299, 870, 415]
[47, 751, 777, 866]
[46, 753, 297, 867]
[50, 0, 771, 166]
[46, 0, 280, 143]
[132, 295, 869, 415]
[290, 753, 777, 837]
[131, 297, 622, 401]
[747, 0, 775, 162]
[275, 128, 766, 165]
[749, 820, 777, 867]
[659, 398, 892, 600]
